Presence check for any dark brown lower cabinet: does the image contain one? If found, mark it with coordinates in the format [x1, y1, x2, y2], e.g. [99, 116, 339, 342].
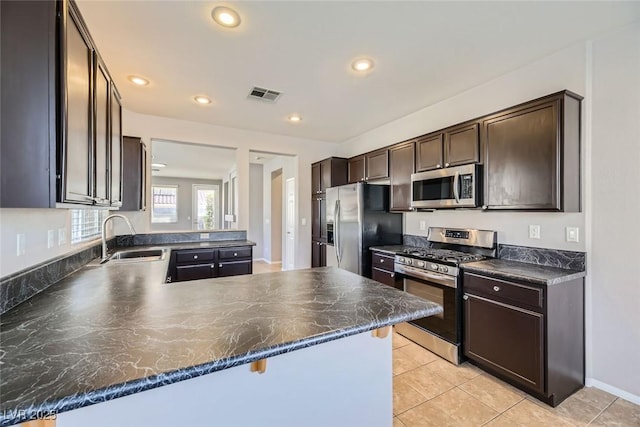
[370, 251, 402, 290]
[463, 272, 584, 407]
[311, 240, 326, 267]
[168, 246, 253, 282]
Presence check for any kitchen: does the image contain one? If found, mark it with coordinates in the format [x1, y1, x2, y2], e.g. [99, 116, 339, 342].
[1, 1, 640, 426]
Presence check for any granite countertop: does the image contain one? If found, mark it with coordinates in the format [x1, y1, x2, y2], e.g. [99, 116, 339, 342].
[116, 239, 256, 252]
[461, 259, 586, 286]
[0, 262, 440, 426]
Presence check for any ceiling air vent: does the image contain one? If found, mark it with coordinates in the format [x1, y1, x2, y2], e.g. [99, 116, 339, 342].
[248, 86, 282, 103]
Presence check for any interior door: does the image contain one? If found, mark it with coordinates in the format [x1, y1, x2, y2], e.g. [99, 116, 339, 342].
[192, 184, 220, 230]
[285, 178, 296, 270]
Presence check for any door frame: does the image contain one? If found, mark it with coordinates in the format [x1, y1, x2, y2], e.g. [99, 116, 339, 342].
[192, 184, 220, 230]
[284, 177, 296, 270]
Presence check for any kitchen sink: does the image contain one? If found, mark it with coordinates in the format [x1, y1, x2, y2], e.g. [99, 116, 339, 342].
[104, 248, 168, 263]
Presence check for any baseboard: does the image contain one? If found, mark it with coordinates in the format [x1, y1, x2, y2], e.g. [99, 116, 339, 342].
[265, 260, 282, 265]
[586, 378, 640, 405]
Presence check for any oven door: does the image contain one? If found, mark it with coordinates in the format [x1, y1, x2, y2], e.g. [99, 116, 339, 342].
[402, 272, 459, 344]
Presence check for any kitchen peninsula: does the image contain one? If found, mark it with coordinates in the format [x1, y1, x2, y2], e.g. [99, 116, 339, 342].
[0, 260, 440, 427]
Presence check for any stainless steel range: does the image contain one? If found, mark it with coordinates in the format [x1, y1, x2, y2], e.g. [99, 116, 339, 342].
[394, 227, 497, 365]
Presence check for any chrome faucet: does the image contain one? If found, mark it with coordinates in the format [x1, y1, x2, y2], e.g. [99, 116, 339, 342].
[102, 214, 136, 261]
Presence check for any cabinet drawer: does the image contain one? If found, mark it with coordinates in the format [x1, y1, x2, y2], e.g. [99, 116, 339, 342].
[218, 260, 252, 277]
[218, 247, 252, 260]
[176, 264, 215, 282]
[464, 273, 543, 311]
[372, 252, 395, 272]
[372, 268, 400, 289]
[175, 249, 215, 264]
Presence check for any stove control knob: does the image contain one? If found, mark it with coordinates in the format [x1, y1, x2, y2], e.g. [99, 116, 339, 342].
[440, 266, 449, 273]
[406, 259, 413, 265]
[417, 261, 425, 268]
[430, 263, 438, 270]
[398, 257, 405, 264]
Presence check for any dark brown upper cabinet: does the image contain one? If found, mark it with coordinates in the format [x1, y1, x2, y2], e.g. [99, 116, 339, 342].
[415, 133, 444, 172]
[416, 123, 479, 172]
[94, 55, 110, 206]
[110, 87, 123, 207]
[61, 3, 94, 205]
[483, 91, 581, 211]
[0, 0, 123, 209]
[389, 141, 415, 212]
[348, 150, 389, 183]
[312, 157, 348, 195]
[121, 136, 147, 211]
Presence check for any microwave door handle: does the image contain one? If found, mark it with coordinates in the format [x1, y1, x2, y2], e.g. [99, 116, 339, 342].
[453, 171, 460, 203]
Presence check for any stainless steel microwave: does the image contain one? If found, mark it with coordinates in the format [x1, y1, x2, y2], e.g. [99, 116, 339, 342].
[411, 164, 481, 209]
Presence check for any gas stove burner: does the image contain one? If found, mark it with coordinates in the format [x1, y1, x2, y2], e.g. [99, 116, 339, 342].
[400, 248, 485, 264]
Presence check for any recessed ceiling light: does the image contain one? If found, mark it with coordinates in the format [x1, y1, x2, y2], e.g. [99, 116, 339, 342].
[288, 114, 302, 123]
[351, 58, 375, 73]
[152, 163, 167, 168]
[194, 96, 212, 105]
[128, 75, 149, 86]
[212, 6, 241, 28]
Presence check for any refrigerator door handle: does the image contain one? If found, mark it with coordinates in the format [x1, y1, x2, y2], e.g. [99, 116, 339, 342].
[335, 200, 342, 266]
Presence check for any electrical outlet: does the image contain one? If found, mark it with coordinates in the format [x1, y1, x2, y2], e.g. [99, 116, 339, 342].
[566, 227, 580, 243]
[48, 230, 55, 249]
[58, 228, 66, 245]
[529, 225, 541, 239]
[200, 233, 210, 240]
[419, 220, 426, 231]
[16, 234, 26, 256]
[301, 218, 307, 226]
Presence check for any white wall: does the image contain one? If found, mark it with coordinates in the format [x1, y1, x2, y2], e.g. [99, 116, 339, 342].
[340, 42, 588, 252]
[261, 156, 295, 264]
[588, 22, 640, 401]
[120, 111, 338, 269]
[249, 164, 264, 259]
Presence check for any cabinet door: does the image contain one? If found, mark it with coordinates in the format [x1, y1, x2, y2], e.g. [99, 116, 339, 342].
[311, 197, 322, 240]
[218, 260, 252, 277]
[320, 242, 326, 267]
[484, 100, 560, 210]
[121, 136, 144, 211]
[110, 87, 123, 206]
[366, 149, 389, 181]
[348, 155, 366, 183]
[372, 268, 399, 289]
[175, 264, 216, 282]
[62, 6, 93, 204]
[93, 57, 110, 206]
[320, 159, 332, 192]
[311, 162, 322, 195]
[389, 142, 415, 211]
[445, 123, 479, 167]
[312, 241, 321, 267]
[415, 133, 444, 172]
[464, 293, 544, 394]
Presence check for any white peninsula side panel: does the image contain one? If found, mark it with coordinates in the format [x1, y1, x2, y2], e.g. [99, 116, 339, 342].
[56, 331, 392, 427]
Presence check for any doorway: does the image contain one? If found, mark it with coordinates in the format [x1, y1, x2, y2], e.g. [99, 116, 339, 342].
[285, 177, 295, 270]
[270, 169, 283, 264]
[192, 184, 220, 230]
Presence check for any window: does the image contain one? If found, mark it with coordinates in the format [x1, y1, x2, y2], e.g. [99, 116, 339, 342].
[152, 185, 178, 223]
[71, 210, 109, 244]
[193, 184, 220, 230]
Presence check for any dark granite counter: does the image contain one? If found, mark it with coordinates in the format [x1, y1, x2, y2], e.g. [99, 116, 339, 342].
[0, 263, 440, 426]
[369, 245, 419, 255]
[462, 259, 586, 286]
[115, 239, 256, 253]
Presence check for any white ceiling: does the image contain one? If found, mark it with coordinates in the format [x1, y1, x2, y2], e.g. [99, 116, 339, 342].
[151, 140, 236, 180]
[77, 1, 640, 143]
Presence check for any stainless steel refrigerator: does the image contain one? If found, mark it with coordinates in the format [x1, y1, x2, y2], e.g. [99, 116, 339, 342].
[326, 183, 403, 277]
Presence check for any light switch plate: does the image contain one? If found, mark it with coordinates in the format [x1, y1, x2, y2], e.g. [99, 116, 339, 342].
[419, 220, 426, 231]
[301, 218, 307, 226]
[529, 225, 541, 239]
[566, 227, 580, 243]
[48, 230, 55, 249]
[200, 233, 210, 240]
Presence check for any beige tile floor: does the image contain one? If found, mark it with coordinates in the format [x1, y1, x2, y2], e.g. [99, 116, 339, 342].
[392, 331, 640, 426]
[252, 260, 283, 274]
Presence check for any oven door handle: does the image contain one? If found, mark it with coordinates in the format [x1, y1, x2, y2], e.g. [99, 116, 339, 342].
[394, 264, 456, 289]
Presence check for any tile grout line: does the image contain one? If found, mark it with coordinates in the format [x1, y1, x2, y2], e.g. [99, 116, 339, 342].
[586, 397, 618, 426]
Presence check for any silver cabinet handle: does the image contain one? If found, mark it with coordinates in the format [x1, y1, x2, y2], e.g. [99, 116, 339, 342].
[210, 265, 215, 269]
[390, 273, 394, 278]
[193, 255, 198, 259]
[436, 164, 441, 168]
[463, 295, 469, 300]
[445, 163, 450, 167]
[493, 286, 500, 292]
[219, 263, 222, 268]
[380, 259, 384, 263]
[234, 253, 238, 257]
